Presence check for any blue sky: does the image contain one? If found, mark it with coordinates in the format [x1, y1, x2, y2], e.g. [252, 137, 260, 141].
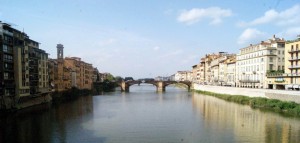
[1, 0, 300, 78]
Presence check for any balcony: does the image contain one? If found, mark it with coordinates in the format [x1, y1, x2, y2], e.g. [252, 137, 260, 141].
[274, 79, 285, 83]
[0, 29, 13, 36]
[288, 49, 300, 53]
[239, 80, 260, 83]
[267, 73, 284, 77]
[288, 57, 300, 61]
[4, 83, 15, 88]
[288, 65, 300, 69]
[285, 73, 300, 77]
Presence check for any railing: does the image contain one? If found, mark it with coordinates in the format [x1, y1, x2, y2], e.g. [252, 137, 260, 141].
[288, 49, 300, 53]
[266, 73, 284, 77]
[274, 80, 285, 83]
[288, 65, 300, 69]
[0, 29, 13, 36]
[239, 80, 260, 83]
[288, 57, 300, 61]
[286, 73, 300, 76]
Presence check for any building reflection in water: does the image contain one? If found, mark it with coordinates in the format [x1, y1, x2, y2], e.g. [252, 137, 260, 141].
[192, 92, 300, 143]
[0, 95, 94, 143]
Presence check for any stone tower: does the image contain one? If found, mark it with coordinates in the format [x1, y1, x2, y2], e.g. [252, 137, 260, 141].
[57, 44, 64, 60]
[56, 44, 64, 91]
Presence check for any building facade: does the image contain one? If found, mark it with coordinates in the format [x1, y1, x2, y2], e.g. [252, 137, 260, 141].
[286, 37, 300, 87]
[0, 22, 49, 109]
[266, 36, 300, 90]
[236, 35, 285, 88]
[49, 44, 94, 92]
[175, 71, 192, 81]
[225, 57, 236, 86]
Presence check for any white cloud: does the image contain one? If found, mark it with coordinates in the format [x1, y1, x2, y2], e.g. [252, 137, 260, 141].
[237, 28, 268, 45]
[177, 7, 232, 25]
[239, 4, 300, 27]
[153, 46, 160, 51]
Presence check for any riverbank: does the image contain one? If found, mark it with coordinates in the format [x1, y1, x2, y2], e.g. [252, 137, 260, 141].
[51, 87, 92, 104]
[193, 84, 300, 117]
[193, 84, 300, 103]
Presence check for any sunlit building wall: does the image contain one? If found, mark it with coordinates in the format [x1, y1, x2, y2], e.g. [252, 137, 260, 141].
[236, 35, 285, 88]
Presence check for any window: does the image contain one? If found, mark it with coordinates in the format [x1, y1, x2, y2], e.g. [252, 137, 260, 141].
[261, 58, 264, 62]
[278, 51, 280, 54]
[269, 64, 273, 70]
[3, 45, 13, 53]
[278, 58, 280, 62]
[269, 57, 273, 62]
[4, 63, 13, 70]
[4, 73, 8, 79]
[3, 54, 13, 62]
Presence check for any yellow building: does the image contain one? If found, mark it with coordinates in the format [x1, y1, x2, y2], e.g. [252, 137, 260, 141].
[1, 22, 50, 109]
[266, 36, 300, 90]
[49, 44, 94, 92]
[286, 36, 300, 88]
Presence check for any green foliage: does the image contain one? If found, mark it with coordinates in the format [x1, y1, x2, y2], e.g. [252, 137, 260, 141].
[102, 79, 117, 92]
[194, 90, 300, 117]
[106, 74, 115, 81]
[114, 76, 123, 82]
[266, 70, 284, 75]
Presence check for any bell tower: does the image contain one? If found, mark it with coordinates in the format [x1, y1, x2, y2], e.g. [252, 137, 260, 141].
[57, 44, 64, 60]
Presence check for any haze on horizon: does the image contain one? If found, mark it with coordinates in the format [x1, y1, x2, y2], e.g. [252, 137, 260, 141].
[1, 0, 300, 79]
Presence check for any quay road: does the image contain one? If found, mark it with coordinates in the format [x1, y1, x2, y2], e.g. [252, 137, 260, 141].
[194, 84, 300, 103]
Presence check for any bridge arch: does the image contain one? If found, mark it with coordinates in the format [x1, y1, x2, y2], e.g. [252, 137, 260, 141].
[163, 81, 192, 91]
[118, 80, 192, 92]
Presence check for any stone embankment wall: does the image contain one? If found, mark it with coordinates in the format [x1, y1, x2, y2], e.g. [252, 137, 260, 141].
[193, 84, 300, 103]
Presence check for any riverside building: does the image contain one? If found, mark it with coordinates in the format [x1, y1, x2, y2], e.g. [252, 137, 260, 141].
[49, 44, 94, 92]
[266, 35, 300, 90]
[0, 21, 50, 109]
[285, 36, 300, 89]
[236, 35, 285, 89]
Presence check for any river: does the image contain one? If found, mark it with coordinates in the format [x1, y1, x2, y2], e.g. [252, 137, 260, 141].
[0, 85, 300, 143]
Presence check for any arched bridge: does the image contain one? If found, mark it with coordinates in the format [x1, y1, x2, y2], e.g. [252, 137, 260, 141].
[117, 80, 193, 92]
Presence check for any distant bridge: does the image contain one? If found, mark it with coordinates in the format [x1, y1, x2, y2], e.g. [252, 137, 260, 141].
[117, 80, 192, 92]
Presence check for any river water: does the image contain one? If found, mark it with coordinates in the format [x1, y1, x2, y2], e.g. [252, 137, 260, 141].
[1, 85, 300, 143]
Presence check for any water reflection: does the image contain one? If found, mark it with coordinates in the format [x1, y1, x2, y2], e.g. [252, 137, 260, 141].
[0, 95, 94, 143]
[192, 93, 300, 143]
[1, 86, 300, 143]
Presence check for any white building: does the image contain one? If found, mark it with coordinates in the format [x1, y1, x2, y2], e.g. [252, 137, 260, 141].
[225, 57, 236, 86]
[175, 71, 192, 81]
[236, 35, 285, 88]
